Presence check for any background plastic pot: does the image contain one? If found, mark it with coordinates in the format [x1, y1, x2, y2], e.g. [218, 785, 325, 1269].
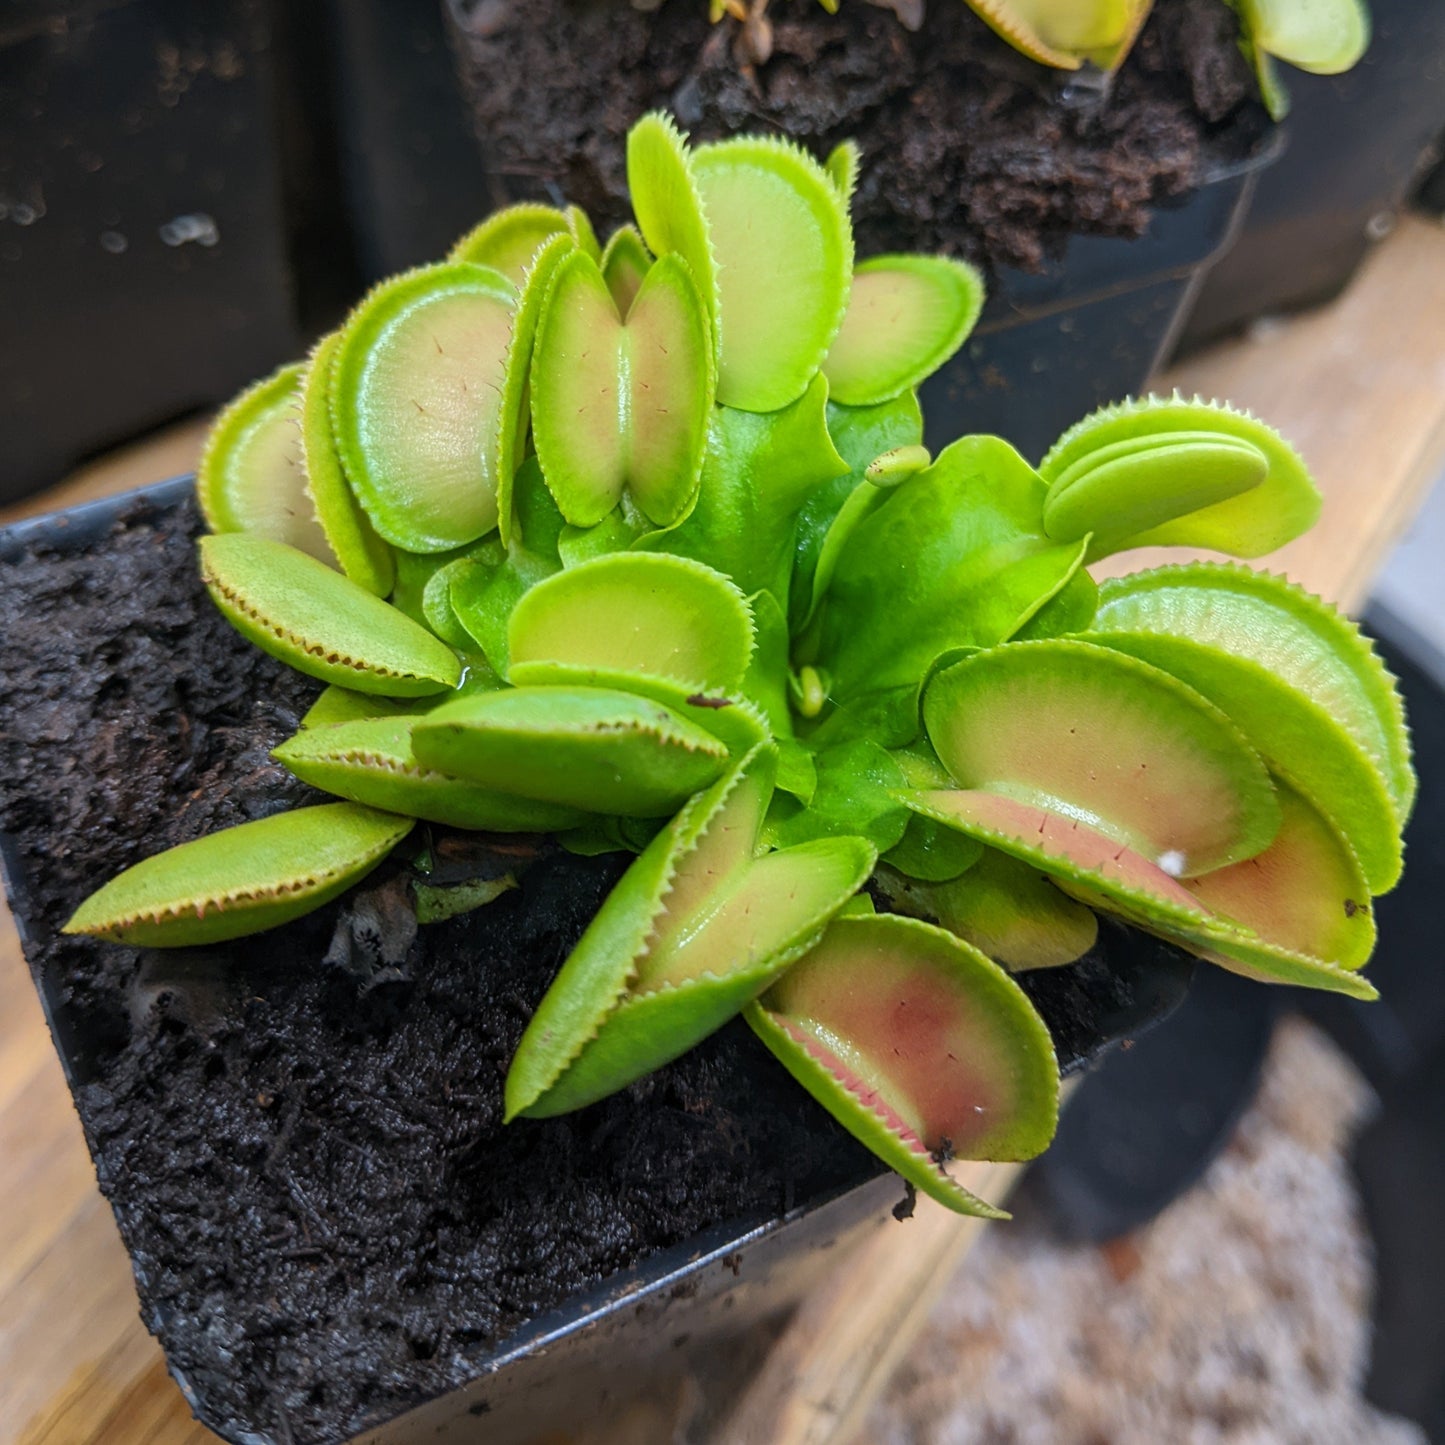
[920, 138, 1278, 461]
[0, 0, 305, 508]
[0, 480, 1198, 1445]
[1177, 0, 1445, 350]
[317, 0, 494, 283]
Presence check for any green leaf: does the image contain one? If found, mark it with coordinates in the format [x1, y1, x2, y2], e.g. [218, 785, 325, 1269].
[274, 716, 587, 832]
[823, 255, 984, 407]
[792, 392, 924, 631]
[924, 639, 1281, 876]
[507, 747, 876, 1118]
[880, 811, 984, 882]
[775, 737, 819, 803]
[449, 203, 570, 283]
[566, 203, 602, 262]
[878, 850, 1098, 970]
[1084, 629, 1404, 893]
[764, 737, 910, 853]
[1011, 565, 1098, 640]
[962, 0, 1150, 69]
[636, 373, 850, 605]
[824, 139, 861, 203]
[64, 803, 413, 947]
[411, 684, 731, 816]
[298, 334, 395, 595]
[449, 457, 564, 676]
[507, 552, 755, 692]
[198, 363, 339, 567]
[199, 534, 460, 696]
[388, 550, 493, 666]
[746, 912, 1060, 1216]
[510, 451, 568, 561]
[1039, 395, 1322, 560]
[1242, 33, 1293, 119]
[902, 789, 1378, 1000]
[741, 588, 795, 738]
[811, 436, 1089, 742]
[501, 663, 770, 766]
[531, 249, 713, 527]
[1044, 431, 1269, 558]
[300, 685, 425, 729]
[692, 134, 852, 412]
[331, 261, 517, 552]
[797, 480, 892, 639]
[904, 787, 1232, 925]
[556, 503, 652, 568]
[414, 873, 518, 926]
[1181, 778, 1375, 971]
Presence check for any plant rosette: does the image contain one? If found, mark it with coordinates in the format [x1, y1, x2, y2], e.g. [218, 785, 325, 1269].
[67, 112, 1411, 1221]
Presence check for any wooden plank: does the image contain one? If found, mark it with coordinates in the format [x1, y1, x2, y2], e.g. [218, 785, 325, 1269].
[2, 215, 1444, 1445]
[0, 416, 211, 529]
[18, 1338, 215, 1445]
[0, 1064, 106, 1303]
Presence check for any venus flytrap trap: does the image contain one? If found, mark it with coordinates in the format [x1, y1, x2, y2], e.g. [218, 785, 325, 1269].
[745, 912, 1060, 1218]
[530, 250, 714, 528]
[66, 112, 1412, 1218]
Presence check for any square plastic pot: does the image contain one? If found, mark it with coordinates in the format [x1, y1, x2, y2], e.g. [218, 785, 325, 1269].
[0, 480, 1195, 1445]
[920, 138, 1281, 461]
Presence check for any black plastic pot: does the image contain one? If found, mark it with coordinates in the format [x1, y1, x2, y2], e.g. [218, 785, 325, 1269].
[438, 0, 1279, 467]
[920, 138, 1279, 462]
[0, 0, 308, 509]
[319, 0, 497, 283]
[1177, 0, 1445, 351]
[0, 481, 1196, 1445]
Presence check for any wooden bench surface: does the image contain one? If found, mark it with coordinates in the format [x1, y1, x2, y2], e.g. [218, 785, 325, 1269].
[4, 213, 1445, 1445]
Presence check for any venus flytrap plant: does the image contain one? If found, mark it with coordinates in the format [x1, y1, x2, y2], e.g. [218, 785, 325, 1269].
[506, 744, 877, 1119]
[66, 112, 1411, 1218]
[877, 849, 1101, 971]
[1038, 395, 1323, 560]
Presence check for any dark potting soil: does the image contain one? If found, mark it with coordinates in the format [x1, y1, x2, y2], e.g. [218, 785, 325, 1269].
[0, 494, 883, 1443]
[0, 490, 1192, 1443]
[448, 0, 1267, 273]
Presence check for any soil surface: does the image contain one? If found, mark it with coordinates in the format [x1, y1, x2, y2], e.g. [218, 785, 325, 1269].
[448, 0, 1267, 273]
[0, 492, 1187, 1444]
